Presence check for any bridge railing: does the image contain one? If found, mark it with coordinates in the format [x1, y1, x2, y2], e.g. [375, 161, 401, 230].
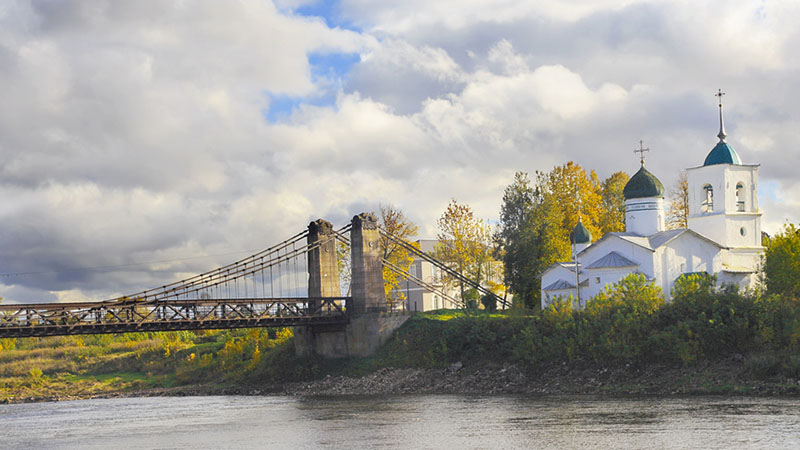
[0, 297, 349, 338]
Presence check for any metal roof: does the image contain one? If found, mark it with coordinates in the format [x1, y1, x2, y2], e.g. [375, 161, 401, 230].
[542, 279, 576, 291]
[584, 251, 638, 269]
[623, 165, 664, 199]
[704, 141, 742, 166]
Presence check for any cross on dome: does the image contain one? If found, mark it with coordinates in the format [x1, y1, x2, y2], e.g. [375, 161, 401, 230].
[634, 140, 649, 166]
[716, 89, 727, 142]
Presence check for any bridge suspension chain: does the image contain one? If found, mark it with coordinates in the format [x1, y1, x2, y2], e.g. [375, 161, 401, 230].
[381, 258, 463, 309]
[377, 228, 508, 309]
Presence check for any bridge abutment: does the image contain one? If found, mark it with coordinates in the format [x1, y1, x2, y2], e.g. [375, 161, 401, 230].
[294, 213, 409, 359]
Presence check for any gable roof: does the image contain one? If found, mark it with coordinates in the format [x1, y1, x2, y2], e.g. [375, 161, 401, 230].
[542, 279, 576, 291]
[579, 228, 722, 256]
[541, 261, 581, 277]
[584, 251, 638, 269]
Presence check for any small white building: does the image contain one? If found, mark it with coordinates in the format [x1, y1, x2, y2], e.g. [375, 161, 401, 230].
[400, 239, 508, 311]
[541, 96, 763, 307]
[402, 240, 458, 312]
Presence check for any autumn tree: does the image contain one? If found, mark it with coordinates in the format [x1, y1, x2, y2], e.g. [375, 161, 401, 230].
[599, 171, 630, 233]
[496, 164, 628, 309]
[496, 172, 566, 308]
[433, 199, 494, 304]
[667, 170, 689, 229]
[378, 204, 419, 308]
[667, 170, 689, 230]
[542, 162, 604, 241]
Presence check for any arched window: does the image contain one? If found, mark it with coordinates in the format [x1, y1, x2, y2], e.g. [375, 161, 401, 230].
[736, 182, 745, 211]
[702, 184, 714, 213]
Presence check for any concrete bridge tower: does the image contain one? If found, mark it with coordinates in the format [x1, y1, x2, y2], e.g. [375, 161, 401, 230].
[294, 213, 409, 358]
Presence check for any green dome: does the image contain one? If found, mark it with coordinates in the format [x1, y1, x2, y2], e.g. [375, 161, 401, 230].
[570, 221, 592, 244]
[623, 165, 664, 199]
[703, 141, 741, 166]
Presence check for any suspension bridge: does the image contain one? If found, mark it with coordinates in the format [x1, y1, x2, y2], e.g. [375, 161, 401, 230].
[0, 213, 504, 357]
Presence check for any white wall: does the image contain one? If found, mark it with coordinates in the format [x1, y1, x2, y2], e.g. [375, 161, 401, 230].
[654, 232, 722, 298]
[687, 163, 761, 248]
[625, 197, 665, 236]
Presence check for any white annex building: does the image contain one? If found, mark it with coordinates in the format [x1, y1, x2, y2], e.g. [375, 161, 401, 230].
[541, 93, 763, 308]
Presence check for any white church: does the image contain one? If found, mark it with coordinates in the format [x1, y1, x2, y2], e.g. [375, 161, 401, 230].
[541, 93, 763, 307]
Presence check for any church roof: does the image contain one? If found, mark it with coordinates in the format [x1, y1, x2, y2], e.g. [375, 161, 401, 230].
[703, 141, 742, 166]
[581, 229, 722, 255]
[584, 251, 638, 269]
[570, 221, 592, 244]
[623, 165, 664, 199]
[542, 279, 576, 291]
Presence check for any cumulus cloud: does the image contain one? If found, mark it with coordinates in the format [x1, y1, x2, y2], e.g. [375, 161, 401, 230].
[1, 0, 799, 303]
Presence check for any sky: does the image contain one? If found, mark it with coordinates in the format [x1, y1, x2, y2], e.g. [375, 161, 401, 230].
[1, 0, 799, 304]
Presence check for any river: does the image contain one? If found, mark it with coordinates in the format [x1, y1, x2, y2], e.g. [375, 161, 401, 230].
[1, 395, 799, 449]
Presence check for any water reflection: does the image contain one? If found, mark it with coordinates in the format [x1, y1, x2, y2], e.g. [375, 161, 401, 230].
[1, 395, 799, 449]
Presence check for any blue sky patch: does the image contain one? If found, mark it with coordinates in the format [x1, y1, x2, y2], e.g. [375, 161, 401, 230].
[309, 51, 361, 82]
[296, 0, 361, 32]
[264, 51, 360, 123]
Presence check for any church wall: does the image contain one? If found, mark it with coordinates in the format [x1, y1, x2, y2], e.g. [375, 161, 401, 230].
[579, 236, 655, 278]
[724, 214, 762, 248]
[542, 287, 577, 307]
[540, 264, 579, 308]
[720, 248, 762, 273]
[717, 271, 759, 291]
[654, 233, 722, 299]
[583, 266, 639, 300]
[572, 236, 656, 302]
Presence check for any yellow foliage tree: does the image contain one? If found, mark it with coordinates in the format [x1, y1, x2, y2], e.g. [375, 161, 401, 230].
[537, 161, 604, 254]
[433, 199, 495, 303]
[379, 204, 419, 308]
[599, 171, 630, 233]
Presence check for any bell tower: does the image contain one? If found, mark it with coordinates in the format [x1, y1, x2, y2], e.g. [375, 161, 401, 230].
[686, 90, 762, 249]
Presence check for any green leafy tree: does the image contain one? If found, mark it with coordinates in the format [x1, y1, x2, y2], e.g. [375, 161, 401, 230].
[497, 164, 606, 309]
[496, 172, 566, 309]
[764, 223, 800, 297]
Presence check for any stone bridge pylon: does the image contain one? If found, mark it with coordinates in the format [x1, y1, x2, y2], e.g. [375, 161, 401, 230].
[294, 213, 410, 358]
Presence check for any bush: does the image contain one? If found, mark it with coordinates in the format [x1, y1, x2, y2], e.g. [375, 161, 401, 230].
[480, 293, 497, 312]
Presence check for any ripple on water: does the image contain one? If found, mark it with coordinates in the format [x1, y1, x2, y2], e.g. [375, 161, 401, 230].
[0, 395, 799, 449]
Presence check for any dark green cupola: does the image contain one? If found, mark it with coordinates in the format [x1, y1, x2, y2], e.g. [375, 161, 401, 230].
[623, 164, 664, 199]
[570, 220, 592, 245]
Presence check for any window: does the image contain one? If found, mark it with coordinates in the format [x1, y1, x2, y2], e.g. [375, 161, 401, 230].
[736, 182, 745, 212]
[702, 184, 714, 213]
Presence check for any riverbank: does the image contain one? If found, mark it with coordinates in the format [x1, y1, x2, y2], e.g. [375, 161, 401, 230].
[3, 352, 799, 404]
[3, 288, 800, 404]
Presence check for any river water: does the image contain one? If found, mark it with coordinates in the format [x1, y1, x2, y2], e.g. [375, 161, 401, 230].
[1, 395, 799, 449]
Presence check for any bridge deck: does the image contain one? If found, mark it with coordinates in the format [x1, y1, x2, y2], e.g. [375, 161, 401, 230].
[0, 297, 349, 338]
